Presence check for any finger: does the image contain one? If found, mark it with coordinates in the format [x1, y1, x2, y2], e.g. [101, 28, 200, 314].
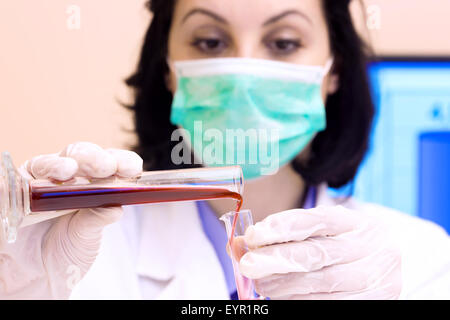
[239, 232, 365, 279]
[18, 161, 34, 180]
[65, 207, 124, 268]
[254, 263, 368, 298]
[105, 149, 143, 178]
[42, 207, 124, 276]
[70, 207, 124, 235]
[274, 285, 401, 300]
[244, 205, 363, 249]
[252, 247, 401, 298]
[272, 291, 366, 300]
[27, 154, 78, 181]
[60, 142, 117, 178]
[230, 236, 247, 262]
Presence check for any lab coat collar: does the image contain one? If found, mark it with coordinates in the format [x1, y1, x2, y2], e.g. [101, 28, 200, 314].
[134, 202, 185, 281]
[134, 201, 229, 299]
[316, 184, 335, 206]
[316, 183, 356, 207]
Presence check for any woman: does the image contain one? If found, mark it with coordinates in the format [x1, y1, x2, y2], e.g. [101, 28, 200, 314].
[2, 0, 449, 300]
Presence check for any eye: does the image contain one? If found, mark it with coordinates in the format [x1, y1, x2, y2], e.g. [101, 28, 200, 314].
[191, 37, 228, 55]
[266, 39, 302, 55]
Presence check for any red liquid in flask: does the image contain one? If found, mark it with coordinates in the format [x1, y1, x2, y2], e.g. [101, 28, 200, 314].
[229, 210, 258, 300]
[227, 201, 258, 300]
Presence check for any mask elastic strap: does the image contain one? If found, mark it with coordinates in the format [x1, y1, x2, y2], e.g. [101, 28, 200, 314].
[323, 57, 334, 77]
[167, 58, 182, 78]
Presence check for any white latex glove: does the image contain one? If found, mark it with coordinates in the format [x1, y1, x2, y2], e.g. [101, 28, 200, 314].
[0, 142, 143, 299]
[236, 205, 402, 300]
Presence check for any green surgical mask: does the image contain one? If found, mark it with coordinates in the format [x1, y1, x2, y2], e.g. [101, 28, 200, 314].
[169, 58, 333, 180]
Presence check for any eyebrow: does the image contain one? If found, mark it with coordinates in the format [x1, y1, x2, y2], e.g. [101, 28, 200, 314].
[181, 8, 228, 25]
[181, 8, 312, 27]
[263, 9, 313, 26]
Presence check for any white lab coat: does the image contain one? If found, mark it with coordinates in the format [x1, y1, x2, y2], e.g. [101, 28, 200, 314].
[69, 184, 450, 300]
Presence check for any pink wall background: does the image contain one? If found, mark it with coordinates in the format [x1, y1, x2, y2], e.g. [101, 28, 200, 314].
[1, 0, 449, 165]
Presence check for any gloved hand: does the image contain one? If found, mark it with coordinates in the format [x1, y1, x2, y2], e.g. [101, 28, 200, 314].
[236, 205, 402, 300]
[0, 142, 143, 299]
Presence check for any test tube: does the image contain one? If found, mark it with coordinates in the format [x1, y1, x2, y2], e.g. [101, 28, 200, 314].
[220, 209, 264, 300]
[0, 151, 243, 243]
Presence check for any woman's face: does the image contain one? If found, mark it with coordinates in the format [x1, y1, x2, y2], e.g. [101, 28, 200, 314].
[167, 0, 338, 98]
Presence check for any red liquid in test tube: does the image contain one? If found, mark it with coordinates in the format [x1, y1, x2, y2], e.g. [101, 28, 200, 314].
[30, 184, 242, 212]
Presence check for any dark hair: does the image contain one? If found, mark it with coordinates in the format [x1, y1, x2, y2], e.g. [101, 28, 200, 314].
[125, 0, 374, 189]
